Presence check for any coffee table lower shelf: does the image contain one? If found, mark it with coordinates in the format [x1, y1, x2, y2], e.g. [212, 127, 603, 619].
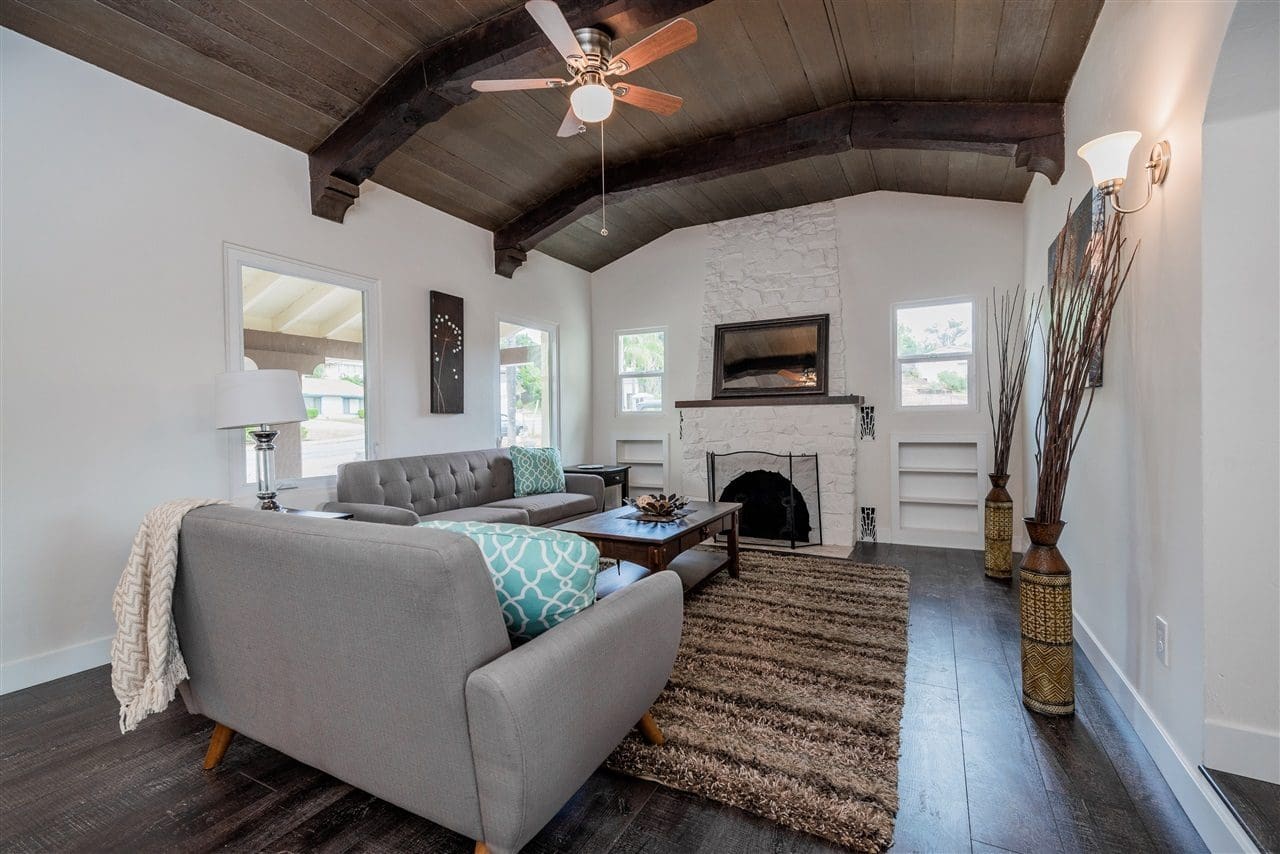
[596, 549, 730, 598]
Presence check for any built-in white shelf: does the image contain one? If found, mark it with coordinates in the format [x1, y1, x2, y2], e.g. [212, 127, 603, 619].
[900, 496, 981, 506]
[616, 436, 668, 494]
[890, 433, 986, 549]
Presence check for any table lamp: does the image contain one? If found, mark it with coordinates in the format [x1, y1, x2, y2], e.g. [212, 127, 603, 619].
[214, 369, 307, 510]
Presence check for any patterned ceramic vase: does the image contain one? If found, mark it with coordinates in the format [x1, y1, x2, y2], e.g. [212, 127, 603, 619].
[1019, 519, 1074, 716]
[984, 474, 1014, 580]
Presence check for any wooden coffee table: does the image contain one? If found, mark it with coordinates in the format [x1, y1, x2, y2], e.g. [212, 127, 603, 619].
[555, 500, 741, 594]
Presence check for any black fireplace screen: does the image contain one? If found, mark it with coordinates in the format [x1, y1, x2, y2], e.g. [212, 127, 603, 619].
[707, 451, 822, 548]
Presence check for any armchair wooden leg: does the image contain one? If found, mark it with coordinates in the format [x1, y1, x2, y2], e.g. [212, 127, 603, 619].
[474, 842, 490, 854]
[636, 712, 665, 746]
[202, 723, 235, 770]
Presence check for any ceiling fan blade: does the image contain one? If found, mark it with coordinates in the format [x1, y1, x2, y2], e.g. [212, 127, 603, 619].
[613, 84, 684, 116]
[472, 77, 567, 92]
[557, 105, 586, 137]
[608, 18, 697, 75]
[525, 0, 584, 65]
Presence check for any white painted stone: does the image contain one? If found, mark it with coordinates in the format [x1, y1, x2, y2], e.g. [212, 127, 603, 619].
[684, 200, 858, 546]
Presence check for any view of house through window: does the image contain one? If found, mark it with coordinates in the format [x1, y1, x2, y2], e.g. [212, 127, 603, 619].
[618, 329, 665, 412]
[498, 321, 555, 448]
[240, 265, 368, 481]
[894, 298, 975, 408]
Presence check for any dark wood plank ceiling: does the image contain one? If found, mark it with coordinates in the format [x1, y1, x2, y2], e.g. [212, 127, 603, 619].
[2, 0, 1102, 271]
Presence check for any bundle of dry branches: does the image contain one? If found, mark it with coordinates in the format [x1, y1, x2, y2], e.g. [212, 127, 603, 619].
[987, 285, 1041, 477]
[1033, 208, 1137, 523]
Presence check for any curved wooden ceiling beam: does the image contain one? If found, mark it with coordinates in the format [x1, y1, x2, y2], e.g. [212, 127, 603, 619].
[308, 0, 715, 223]
[492, 101, 1064, 277]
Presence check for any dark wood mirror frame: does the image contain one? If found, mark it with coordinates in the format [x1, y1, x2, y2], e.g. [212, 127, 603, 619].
[712, 314, 830, 399]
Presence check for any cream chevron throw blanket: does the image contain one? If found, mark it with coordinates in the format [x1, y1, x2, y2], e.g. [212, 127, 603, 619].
[111, 498, 226, 732]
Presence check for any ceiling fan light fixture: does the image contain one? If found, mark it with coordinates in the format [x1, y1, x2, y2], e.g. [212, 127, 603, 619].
[570, 81, 614, 123]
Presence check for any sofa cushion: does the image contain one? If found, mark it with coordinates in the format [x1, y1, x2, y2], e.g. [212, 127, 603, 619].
[487, 493, 598, 526]
[418, 506, 530, 525]
[509, 446, 566, 497]
[418, 521, 598, 640]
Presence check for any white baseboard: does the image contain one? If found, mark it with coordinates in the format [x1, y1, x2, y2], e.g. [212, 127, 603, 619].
[1204, 718, 1280, 785]
[1, 635, 111, 695]
[1073, 613, 1257, 853]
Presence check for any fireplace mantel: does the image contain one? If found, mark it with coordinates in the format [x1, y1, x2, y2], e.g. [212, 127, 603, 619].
[675, 394, 864, 409]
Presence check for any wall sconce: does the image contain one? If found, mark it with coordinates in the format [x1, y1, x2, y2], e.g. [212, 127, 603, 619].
[1077, 131, 1171, 214]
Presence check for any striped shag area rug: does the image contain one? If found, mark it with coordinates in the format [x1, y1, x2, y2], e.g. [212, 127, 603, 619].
[607, 548, 910, 852]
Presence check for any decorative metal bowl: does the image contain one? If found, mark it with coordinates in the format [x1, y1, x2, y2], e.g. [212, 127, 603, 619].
[627, 493, 691, 520]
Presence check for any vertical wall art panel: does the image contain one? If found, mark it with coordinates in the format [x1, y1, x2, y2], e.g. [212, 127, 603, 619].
[1046, 190, 1107, 387]
[430, 290, 464, 414]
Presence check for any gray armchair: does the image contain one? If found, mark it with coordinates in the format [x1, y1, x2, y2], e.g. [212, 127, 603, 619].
[173, 506, 681, 854]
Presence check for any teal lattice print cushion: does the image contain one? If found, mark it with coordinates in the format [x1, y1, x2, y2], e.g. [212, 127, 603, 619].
[418, 520, 598, 640]
[509, 446, 566, 497]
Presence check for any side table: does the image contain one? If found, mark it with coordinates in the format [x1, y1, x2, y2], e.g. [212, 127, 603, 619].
[563, 464, 630, 500]
[279, 507, 354, 520]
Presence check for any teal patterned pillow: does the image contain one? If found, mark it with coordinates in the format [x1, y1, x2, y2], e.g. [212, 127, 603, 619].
[509, 446, 566, 497]
[419, 520, 598, 640]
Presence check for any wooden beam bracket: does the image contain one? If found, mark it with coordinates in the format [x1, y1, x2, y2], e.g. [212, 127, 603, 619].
[311, 174, 361, 223]
[1015, 133, 1065, 185]
[495, 246, 529, 279]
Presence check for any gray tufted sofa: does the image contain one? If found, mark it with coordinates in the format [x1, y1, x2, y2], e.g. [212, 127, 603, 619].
[321, 448, 605, 528]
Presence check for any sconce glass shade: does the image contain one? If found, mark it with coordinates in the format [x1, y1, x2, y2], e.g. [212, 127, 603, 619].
[570, 82, 614, 123]
[1077, 131, 1142, 189]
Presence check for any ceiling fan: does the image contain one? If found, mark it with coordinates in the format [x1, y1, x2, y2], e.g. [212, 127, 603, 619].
[471, 0, 697, 137]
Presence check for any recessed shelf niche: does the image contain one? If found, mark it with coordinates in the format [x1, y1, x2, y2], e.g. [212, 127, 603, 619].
[890, 433, 985, 548]
[615, 436, 668, 492]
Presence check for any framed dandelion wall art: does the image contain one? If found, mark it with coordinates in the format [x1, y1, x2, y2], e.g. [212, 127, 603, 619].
[430, 290, 464, 414]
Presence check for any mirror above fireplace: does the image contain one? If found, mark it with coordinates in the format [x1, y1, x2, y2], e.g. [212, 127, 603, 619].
[712, 314, 829, 398]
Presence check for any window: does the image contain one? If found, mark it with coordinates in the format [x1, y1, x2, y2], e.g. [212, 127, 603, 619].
[618, 328, 665, 413]
[498, 319, 557, 448]
[894, 298, 976, 409]
[225, 246, 379, 491]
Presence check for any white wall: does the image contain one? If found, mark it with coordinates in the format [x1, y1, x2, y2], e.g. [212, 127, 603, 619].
[590, 192, 1026, 547]
[1200, 0, 1280, 785]
[0, 31, 592, 693]
[1017, 0, 1248, 846]
[838, 194, 1025, 548]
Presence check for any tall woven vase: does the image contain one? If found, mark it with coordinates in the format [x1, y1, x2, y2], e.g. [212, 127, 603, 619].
[984, 474, 1013, 579]
[1019, 519, 1074, 715]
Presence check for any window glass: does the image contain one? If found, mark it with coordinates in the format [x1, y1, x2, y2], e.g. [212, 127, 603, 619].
[618, 330, 665, 413]
[899, 359, 971, 407]
[896, 302, 973, 357]
[499, 322, 554, 448]
[895, 299, 974, 409]
[241, 266, 367, 481]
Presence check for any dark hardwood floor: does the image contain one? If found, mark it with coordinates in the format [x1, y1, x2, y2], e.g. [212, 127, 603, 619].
[0, 544, 1206, 853]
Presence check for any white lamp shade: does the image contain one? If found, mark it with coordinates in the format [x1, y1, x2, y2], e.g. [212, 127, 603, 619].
[570, 83, 614, 122]
[214, 369, 307, 429]
[1077, 131, 1141, 187]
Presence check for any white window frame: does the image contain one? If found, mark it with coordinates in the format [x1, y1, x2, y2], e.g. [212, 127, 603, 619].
[496, 315, 561, 449]
[892, 296, 979, 412]
[616, 326, 667, 415]
[223, 244, 383, 496]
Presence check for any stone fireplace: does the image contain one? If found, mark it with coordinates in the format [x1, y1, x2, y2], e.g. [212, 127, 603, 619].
[677, 201, 860, 547]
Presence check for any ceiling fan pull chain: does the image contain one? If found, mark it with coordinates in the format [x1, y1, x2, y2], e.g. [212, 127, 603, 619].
[600, 122, 609, 237]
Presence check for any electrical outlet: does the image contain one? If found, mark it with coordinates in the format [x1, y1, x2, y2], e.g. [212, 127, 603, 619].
[1155, 616, 1169, 667]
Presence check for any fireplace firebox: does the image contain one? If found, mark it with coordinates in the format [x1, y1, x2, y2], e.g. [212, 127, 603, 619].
[707, 451, 822, 548]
